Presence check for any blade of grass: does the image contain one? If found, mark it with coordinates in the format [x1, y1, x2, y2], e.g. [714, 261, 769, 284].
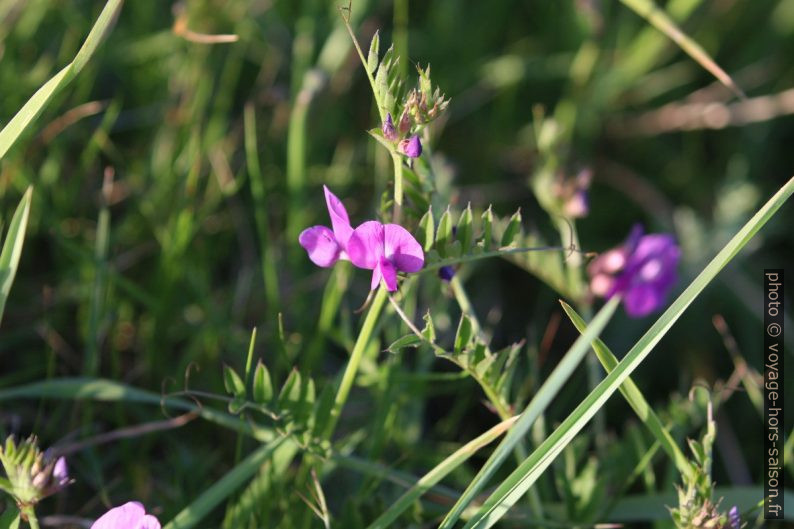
[162, 435, 287, 529]
[367, 415, 517, 529]
[438, 296, 620, 529]
[0, 0, 124, 160]
[559, 301, 694, 481]
[462, 176, 794, 528]
[0, 187, 32, 325]
[0, 377, 274, 442]
[619, 0, 745, 98]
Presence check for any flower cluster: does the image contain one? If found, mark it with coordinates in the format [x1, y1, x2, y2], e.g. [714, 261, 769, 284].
[299, 186, 424, 291]
[0, 435, 71, 509]
[588, 224, 680, 317]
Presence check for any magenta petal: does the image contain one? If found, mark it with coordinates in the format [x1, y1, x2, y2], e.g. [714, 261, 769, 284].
[622, 283, 664, 317]
[53, 456, 68, 484]
[299, 226, 341, 267]
[348, 221, 385, 270]
[323, 186, 353, 249]
[379, 257, 398, 291]
[91, 502, 147, 529]
[383, 224, 424, 272]
[137, 515, 162, 529]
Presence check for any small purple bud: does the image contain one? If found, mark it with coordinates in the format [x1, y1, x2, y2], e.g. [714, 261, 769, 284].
[563, 189, 589, 218]
[438, 265, 455, 282]
[382, 113, 398, 141]
[728, 506, 741, 529]
[398, 110, 411, 134]
[53, 456, 69, 485]
[399, 135, 422, 158]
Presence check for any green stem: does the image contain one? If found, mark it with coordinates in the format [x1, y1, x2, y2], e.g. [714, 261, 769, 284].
[391, 152, 404, 220]
[22, 506, 39, 529]
[323, 287, 388, 440]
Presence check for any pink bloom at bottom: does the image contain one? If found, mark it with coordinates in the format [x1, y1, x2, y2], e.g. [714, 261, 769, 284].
[347, 221, 424, 291]
[91, 502, 160, 529]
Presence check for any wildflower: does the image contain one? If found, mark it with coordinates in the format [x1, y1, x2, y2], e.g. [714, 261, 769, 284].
[0, 435, 72, 508]
[382, 113, 398, 141]
[588, 224, 680, 317]
[347, 220, 424, 291]
[398, 135, 422, 158]
[728, 506, 741, 529]
[91, 501, 160, 529]
[299, 186, 353, 267]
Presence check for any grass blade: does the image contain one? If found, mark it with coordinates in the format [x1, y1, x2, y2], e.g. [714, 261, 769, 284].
[438, 296, 620, 528]
[367, 416, 517, 529]
[559, 301, 694, 480]
[0, 0, 124, 160]
[0, 187, 32, 324]
[162, 436, 287, 529]
[619, 0, 745, 98]
[464, 176, 794, 528]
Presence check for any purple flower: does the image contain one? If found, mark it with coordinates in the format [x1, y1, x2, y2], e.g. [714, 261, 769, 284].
[53, 456, 69, 486]
[347, 221, 424, 291]
[382, 113, 398, 141]
[91, 502, 160, 529]
[398, 135, 422, 158]
[298, 186, 354, 267]
[588, 224, 680, 317]
[728, 506, 741, 529]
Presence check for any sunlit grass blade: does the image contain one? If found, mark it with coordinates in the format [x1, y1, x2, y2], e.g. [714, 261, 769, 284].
[367, 416, 517, 529]
[438, 297, 620, 529]
[162, 435, 287, 529]
[0, 377, 274, 441]
[463, 176, 794, 528]
[619, 0, 745, 98]
[0, 0, 124, 160]
[560, 301, 694, 481]
[0, 187, 32, 325]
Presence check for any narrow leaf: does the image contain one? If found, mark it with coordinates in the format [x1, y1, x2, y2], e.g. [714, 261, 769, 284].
[454, 315, 474, 355]
[417, 206, 435, 252]
[457, 203, 474, 253]
[436, 208, 453, 258]
[387, 334, 422, 354]
[367, 30, 380, 74]
[481, 206, 493, 249]
[252, 361, 273, 404]
[0, 187, 32, 324]
[223, 365, 246, 399]
[500, 208, 522, 247]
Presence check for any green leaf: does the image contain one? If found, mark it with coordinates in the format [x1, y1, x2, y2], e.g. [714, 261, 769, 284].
[417, 206, 435, 252]
[457, 203, 474, 253]
[481, 206, 493, 249]
[278, 370, 302, 409]
[436, 207, 453, 258]
[252, 361, 273, 404]
[162, 436, 288, 529]
[387, 334, 422, 354]
[439, 296, 620, 529]
[0, 0, 124, 160]
[559, 301, 694, 481]
[500, 208, 522, 247]
[0, 187, 32, 325]
[462, 176, 794, 529]
[223, 365, 246, 399]
[0, 501, 20, 529]
[422, 311, 436, 343]
[454, 315, 474, 355]
[366, 417, 516, 529]
[367, 30, 380, 74]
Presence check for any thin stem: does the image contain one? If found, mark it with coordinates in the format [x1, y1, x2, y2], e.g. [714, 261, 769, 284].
[421, 244, 584, 273]
[323, 287, 388, 440]
[22, 506, 40, 529]
[391, 152, 403, 219]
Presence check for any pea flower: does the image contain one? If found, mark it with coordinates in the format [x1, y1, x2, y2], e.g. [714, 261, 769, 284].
[588, 224, 680, 317]
[298, 186, 353, 267]
[382, 113, 398, 141]
[0, 435, 72, 508]
[398, 135, 422, 158]
[91, 501, 161, 529]
[347, 221, 424, 291]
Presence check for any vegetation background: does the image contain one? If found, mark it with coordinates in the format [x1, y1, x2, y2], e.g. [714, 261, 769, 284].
[0, 0, 792, 527]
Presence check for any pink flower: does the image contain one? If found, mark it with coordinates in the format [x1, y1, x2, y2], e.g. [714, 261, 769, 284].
[298, 186, 354, 267]
[347, 221, 424, 291]
[91, 502, 160, 529]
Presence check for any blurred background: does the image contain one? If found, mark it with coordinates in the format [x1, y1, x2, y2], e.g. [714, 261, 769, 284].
[1, 0, 792, 526]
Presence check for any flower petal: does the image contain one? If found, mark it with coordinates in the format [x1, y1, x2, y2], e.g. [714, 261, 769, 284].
[383, 223, 424, 272]
[299, 226, 341, 267]
[91, 502, 147, 529]
[137, 515, 161, 529]
[378, 257, 398, 291]
[323, 186, 353, 248]
[53, 456, 69, 484]
[622, 283, 665, 317]
[347, 221, 385, 270]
